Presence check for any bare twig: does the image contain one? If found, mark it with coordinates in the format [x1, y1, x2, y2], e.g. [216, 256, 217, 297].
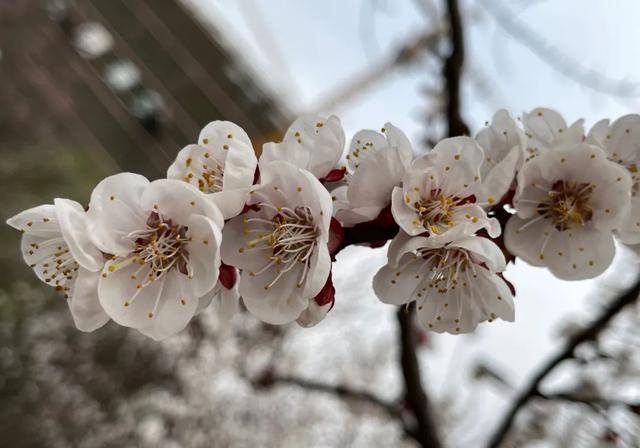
[258, 374, 400, 420]
[398, 308, 443, 448]
[443, 0, 469, 137]
[539, 392, 640, 413]
[478, 0, 640, 98]
[487, 278, 640, 448]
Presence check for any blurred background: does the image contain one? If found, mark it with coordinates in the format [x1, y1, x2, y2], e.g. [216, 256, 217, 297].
[1, 1, 640, 446]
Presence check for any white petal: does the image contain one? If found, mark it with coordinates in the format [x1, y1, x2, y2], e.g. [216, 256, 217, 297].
[7, 204, 60, 237]
[416, 267, 514, 334]
[185, 214, 222, 298]
[450, 236, 506, 272]
[140, 179, 224, 229]
[522, 108, 568, 148]
[220, 212, 273, 272]
[209, 188, 250, 220]
[373, 254, 423, 305]
[384, 122, 414, 167]
[302, 244, 331, 299]
[606, 114, 640, 163]
[391, 186, 423, 236]
[54, 198, 103, 271]
[477, 146, 521, 205]
[347, 129, 389, 171]
[586, 118, 610, 148]
[260, 115, 345, 179]
[616, 196, 640, 244]
[68, 267, 109, 332]
[138, 271, 199, 340]
[504, 216, 615, 280]
[332, 185, 382, 227]
[87, 173, 148, 255]
[296, 299, 331, 328]
[411, 136, 483, 196]
[347, 144, 408, 208]
[256, 161, 332, 237]
[198, 121, 257, 190]
[211, 280, 240, 321]
[240, 264, 307, 325]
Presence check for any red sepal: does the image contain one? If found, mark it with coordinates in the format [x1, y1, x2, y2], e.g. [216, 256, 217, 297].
[328, 218, 344, 256]
[218, 262, 237, 290]
[320, 166, 347, 183]
[313, 272, 335, 309]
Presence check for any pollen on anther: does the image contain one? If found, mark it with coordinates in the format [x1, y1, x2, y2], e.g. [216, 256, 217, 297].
[108, 265, 115, 272]
[180, 298, 187, 305]
[296, 187, 302, 192]
[203, 240, 209, 245]
[202, 138, 209, 144]
[239, 248, 245, 253]
[487, 196, 496, 205]
[588, 260, 594, 266]
[109, 195, 115, 201]
[227, 133, 233, 139]
[204, 152, 210, 158]
[186, 157, 192, 167]
[148, 312, 154, 319]
[190, 201, 196, 206]
[454, 154, 461, 161]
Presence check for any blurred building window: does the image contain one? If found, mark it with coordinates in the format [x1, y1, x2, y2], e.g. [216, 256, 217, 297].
[104, 59, 141, 93]
[72, 22, 113, 60]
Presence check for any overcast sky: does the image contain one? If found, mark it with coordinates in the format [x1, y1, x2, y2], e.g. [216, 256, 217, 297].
[183, 0, 640, 444]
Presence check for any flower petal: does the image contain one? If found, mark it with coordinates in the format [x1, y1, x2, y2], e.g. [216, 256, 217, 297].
[141, 179, 224, 229]
[185, 214, 222, 298]
[373, 253, 423, 305]
[68, 267, 109, 332]
[240, 264, 307, 325]
[87, 173, 149, 255]
[302, 244, 331, 299]
[54, 198, 103, 271]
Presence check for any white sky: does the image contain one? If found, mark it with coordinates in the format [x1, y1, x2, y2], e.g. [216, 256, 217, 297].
[183, 0, 640, 444]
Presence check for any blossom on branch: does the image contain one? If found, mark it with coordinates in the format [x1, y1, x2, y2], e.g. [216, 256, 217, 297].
[221, 161, 332, 326]
[392, 136, 500, 238]
[522, 107, 585, 161]
[373, 231, 515, 333]
[167, 121, 257, 220]
[504, 144, 631, 280]
[7, 199, 108, 332]
[333, 123, 413, 227]
[259, 115, 346, 180]
[89, 173, 225, 340]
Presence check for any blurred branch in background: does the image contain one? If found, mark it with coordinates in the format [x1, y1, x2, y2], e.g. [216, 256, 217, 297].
[488, 276, 640, 448]
[478, 0, 640, 98]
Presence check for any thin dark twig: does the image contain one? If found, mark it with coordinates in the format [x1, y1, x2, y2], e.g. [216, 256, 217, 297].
[487, 278, 640, 448]
[261, 374, 400, 420]
[443, 0, 469, 137]
[539, 392, 640, 412]
[398, 308, 443, 447]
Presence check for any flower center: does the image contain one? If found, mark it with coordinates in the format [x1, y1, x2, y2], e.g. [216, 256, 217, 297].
[413, 191, 473, 234]
[243, 204, 318, 289]
[536, 180, 594, 231]
[418, 247, 474, 294]
[108, 212, 190, 288]
[185, 158, 224, 193]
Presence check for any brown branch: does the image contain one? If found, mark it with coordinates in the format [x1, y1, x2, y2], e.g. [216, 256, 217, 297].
[260, 374, 400, 419]
[539, 392, 640, 413]
[443, 0, 469, 137]
[398, 308, 443, 448]
[487, 277, 640, 448]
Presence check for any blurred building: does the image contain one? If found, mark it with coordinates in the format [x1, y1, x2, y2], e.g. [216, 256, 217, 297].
[0, 0, 290, 178]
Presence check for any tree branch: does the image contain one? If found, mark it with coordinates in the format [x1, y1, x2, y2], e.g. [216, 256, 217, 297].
[539, 392, 640, 413]
[443, 0, 469, 137]
[487, 277, 640, 448]
[259, 374, 400, 419]
[398, 308, 443, 447]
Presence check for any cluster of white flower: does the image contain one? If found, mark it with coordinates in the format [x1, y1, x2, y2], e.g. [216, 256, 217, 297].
[8, 109, 639, 339]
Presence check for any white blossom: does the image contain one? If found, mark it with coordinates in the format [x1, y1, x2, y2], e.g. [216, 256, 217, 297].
[7, 198, 108, 332]
[475, 109, 525, 205]
[221, 161, 332, 325]
[260, 115, 345, 180]
[88, 173, 224, 340]
[333, 123, 413, 226]
[522, 107, 585, 161]
[391, 136, 500, 238]
[167, 121, 257, 220]
[504, 144, 632, 280]
[373, 231, 515, 333]
[587, 114, 640, 244]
